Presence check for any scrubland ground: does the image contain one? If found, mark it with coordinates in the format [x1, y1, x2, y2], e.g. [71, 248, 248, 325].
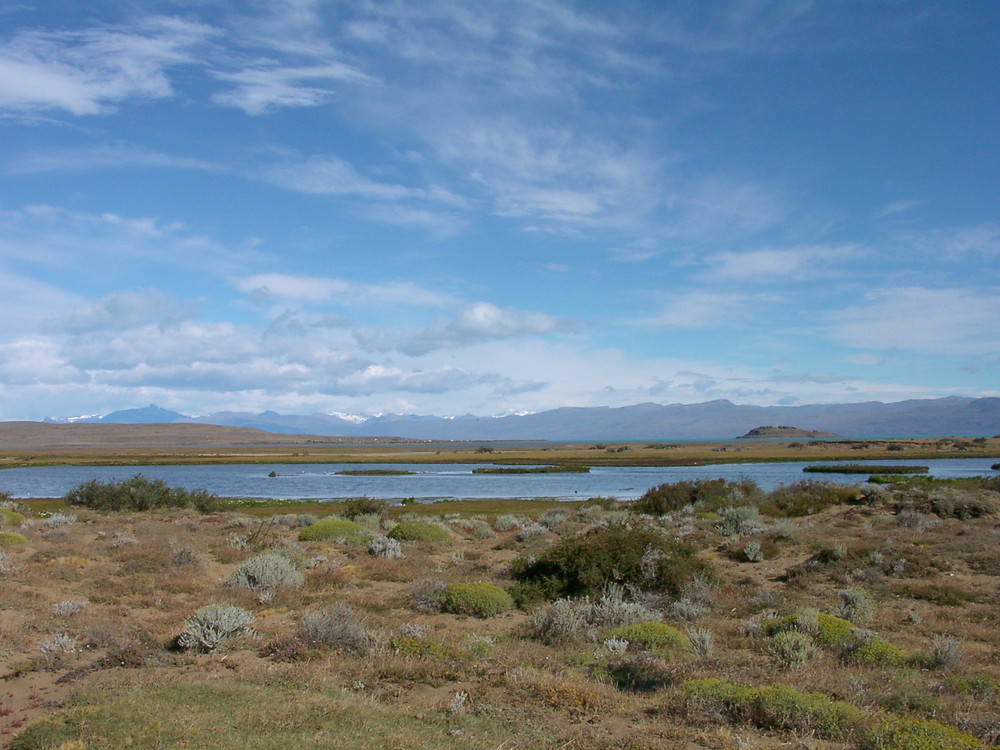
[1, 475, 999, 749]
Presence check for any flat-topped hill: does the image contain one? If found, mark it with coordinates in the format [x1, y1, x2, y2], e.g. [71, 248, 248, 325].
[737, 425, 840, 439]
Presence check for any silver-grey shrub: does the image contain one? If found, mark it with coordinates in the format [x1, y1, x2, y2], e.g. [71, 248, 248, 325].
[177, 604, 255, 652]
[368, 534, 403, 559]
[43, 513, 77, 528]
[529, 598, 589, 645]
[930, 634, 962, 669]
[515, 522, 547, 542]
[52, 599, 89, 618]
[767, 630, 818, 669]
[714, 506, 765, 537]
[299, 601, 376, 654]
[835, 587, 875, 625]
[538, 509, 568, 529]
[686, 626, 714, 658]
[230, 552, 304, 593]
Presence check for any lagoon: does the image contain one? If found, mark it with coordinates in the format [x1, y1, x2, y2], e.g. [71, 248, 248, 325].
[1, 458, 996, 502]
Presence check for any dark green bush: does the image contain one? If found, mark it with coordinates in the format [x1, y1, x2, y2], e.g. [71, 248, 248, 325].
[758, 481, 858, 517]
[630, 478, 760, 515]
[339, 497, 389, 518]
[509, 521, 713, 603]
[65, 475, 220, 513]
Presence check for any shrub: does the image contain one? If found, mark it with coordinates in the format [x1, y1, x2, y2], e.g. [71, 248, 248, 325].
[605, 653, 673, 692]
[767, 631, 819, 668]
[761, 611, 855, 646]
[631, 478, 760, 515]
[836, 587, 875, 625]
[929, 634, 962, 669]
[714, 506, 765, 536]
[0, 507, 26, 527]
[0, 531, 28, 546]
[682, 678, 865, 740]
[43, 513, 76, 528]
[298, 519, 369, 543]
[340, 497, 389, 519]
[387, 520, 452, 543]
[509, 520, 713, 602]
[528, 598, 589, 645]
[605, 621, 688, 652]
[298, 601, 374, 653]
[52, 599, 89, 618]
[843, 634, 909, 667]
[438, 582, 514, 618]
[686, 626, 714, 657]
[865, 715, 982, 749]
[367, 534, 403, 559]
[65, 475, 220, 513]
[176, 604, 254, 652]
[230, 552, 304, 593]
[757, 480, 858, 517]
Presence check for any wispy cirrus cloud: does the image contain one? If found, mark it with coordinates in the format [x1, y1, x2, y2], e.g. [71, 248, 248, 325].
[6, 144, 223, 174]
[701, 244, 862, 283]
[826, 286, 1000, 356]
[211, 62, 373, 114]
[231, 273, 457, 308]
[0, 17, 213, 115]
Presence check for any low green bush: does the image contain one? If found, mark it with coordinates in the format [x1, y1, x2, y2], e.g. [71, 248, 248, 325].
[0, 508, 26, 527]
[682, 678, 864, 739]
[604, 621, 688, 652]
[509, 521, 713, 603]
[758, 480, 858, 517]
[387, 520, 452, 543]
[298, 519, 369, 543]
[339, 497, 389, 518]
[761, 612, 856, 646]
[844, 636, 909, 667]
[0, 531, 28, 546]
[438, 582, 514, 618]
[865, 715, 983, 749]
[65, 475, 220, 513]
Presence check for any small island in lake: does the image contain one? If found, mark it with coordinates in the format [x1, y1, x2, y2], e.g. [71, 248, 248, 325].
[737, 425, 839, 439]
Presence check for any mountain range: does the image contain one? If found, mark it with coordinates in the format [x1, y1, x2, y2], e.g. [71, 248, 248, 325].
[42, 396, 1000, 441]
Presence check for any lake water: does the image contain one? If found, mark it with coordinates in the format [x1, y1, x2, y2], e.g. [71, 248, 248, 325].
[1, 458, 996, 502]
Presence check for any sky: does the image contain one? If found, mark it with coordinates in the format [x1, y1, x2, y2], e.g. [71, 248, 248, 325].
[1, 0, 998, 421]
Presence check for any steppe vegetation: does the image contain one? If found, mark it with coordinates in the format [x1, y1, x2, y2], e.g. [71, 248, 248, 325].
[1, 470, 999, 748]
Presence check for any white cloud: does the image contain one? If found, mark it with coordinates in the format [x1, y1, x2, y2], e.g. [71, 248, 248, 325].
[355, 302, 574, 355]
[212, 62, 373, 114]
[643, 291, 775, 329]
[232, 273, 456, 308]
[703, 244, 862, 282]
[43, 290, 198, 334]
[0, 17, 213, 115]
[7, 144, 222, 174]
[826, 287, 1000, 356]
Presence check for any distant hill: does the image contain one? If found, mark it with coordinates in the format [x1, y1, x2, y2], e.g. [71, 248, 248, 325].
[41, 396, 1000, 441]
[737, 426, 840, 439]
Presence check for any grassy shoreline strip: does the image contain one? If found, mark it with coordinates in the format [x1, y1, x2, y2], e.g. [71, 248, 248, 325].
[803, 464, 929, 474]
[471, 465, 591, 474]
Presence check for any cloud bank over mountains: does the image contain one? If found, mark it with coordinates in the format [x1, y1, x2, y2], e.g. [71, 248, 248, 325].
[1, 2, 998, 421]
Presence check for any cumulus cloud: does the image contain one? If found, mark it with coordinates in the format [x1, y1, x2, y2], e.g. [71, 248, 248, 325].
[43, 290, 198, 335]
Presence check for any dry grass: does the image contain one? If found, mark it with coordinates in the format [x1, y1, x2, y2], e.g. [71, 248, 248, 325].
[2, 474, 999, 748]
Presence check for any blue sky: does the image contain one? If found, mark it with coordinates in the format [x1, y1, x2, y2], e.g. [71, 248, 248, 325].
[1, 1, 998, 421]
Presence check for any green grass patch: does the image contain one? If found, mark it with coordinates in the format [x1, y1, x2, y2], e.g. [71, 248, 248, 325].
[9, 679, 554, 749]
